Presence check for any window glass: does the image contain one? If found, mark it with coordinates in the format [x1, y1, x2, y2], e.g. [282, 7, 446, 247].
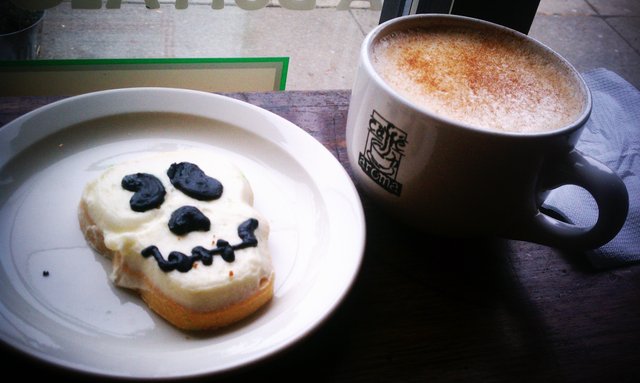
[10, 0, 382, 90]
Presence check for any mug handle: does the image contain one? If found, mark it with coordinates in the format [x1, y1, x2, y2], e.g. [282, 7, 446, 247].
[526, 150, 628, 249]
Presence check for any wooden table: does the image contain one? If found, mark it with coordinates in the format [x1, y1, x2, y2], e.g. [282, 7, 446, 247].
[1, 91, 639, 382]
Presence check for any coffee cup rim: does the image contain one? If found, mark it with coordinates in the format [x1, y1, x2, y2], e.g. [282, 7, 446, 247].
[362, 14, 592, 137]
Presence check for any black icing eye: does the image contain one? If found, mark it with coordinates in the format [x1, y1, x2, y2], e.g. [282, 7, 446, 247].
[168, 206, 211, 235]
[121, 173, 166, 212]
[167, 162, 223, 201]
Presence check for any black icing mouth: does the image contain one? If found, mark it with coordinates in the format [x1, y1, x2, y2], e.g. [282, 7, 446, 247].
[141, 218, 260, 273]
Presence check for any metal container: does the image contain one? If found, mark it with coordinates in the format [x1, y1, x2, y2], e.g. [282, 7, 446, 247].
[0, 5, 44, 60]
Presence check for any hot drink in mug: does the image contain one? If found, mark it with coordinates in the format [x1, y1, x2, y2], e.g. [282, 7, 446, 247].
[346, 14, 628, 249]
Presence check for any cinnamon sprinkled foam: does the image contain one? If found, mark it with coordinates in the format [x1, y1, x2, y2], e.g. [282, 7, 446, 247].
[372, 26, 584, 133]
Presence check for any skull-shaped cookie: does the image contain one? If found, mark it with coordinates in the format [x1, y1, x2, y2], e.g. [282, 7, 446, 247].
[78, 149, 273, 330]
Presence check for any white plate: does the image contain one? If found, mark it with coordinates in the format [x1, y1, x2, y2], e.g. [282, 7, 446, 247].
[0, 88, 365, 378]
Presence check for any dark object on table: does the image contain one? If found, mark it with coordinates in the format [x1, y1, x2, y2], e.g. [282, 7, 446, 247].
[0, 2, 44, 60]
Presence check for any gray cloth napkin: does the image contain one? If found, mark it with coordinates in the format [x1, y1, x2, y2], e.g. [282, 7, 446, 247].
[543, 68, 639, 269]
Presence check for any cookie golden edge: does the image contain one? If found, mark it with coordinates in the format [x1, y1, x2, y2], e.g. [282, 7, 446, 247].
[78, 199, 274, 331]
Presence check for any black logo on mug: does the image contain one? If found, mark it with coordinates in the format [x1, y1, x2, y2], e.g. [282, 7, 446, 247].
[358, 110, 407, 196]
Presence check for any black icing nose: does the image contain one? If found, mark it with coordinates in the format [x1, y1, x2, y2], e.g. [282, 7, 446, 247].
[169, 206, 211, 235]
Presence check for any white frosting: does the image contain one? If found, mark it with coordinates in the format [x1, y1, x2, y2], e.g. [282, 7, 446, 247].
[81, 150, 273, 312]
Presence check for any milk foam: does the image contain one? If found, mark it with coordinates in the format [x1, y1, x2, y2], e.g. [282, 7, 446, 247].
[371, 26, 584, 133]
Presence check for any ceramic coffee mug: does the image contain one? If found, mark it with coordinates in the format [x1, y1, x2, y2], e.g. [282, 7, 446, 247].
[346, 14, 628, 249]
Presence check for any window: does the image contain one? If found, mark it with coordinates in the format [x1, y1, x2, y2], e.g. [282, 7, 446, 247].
[1, 0, 384, 91]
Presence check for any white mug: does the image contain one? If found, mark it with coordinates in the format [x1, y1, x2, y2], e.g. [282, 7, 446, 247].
[345, 14, 628, 249]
